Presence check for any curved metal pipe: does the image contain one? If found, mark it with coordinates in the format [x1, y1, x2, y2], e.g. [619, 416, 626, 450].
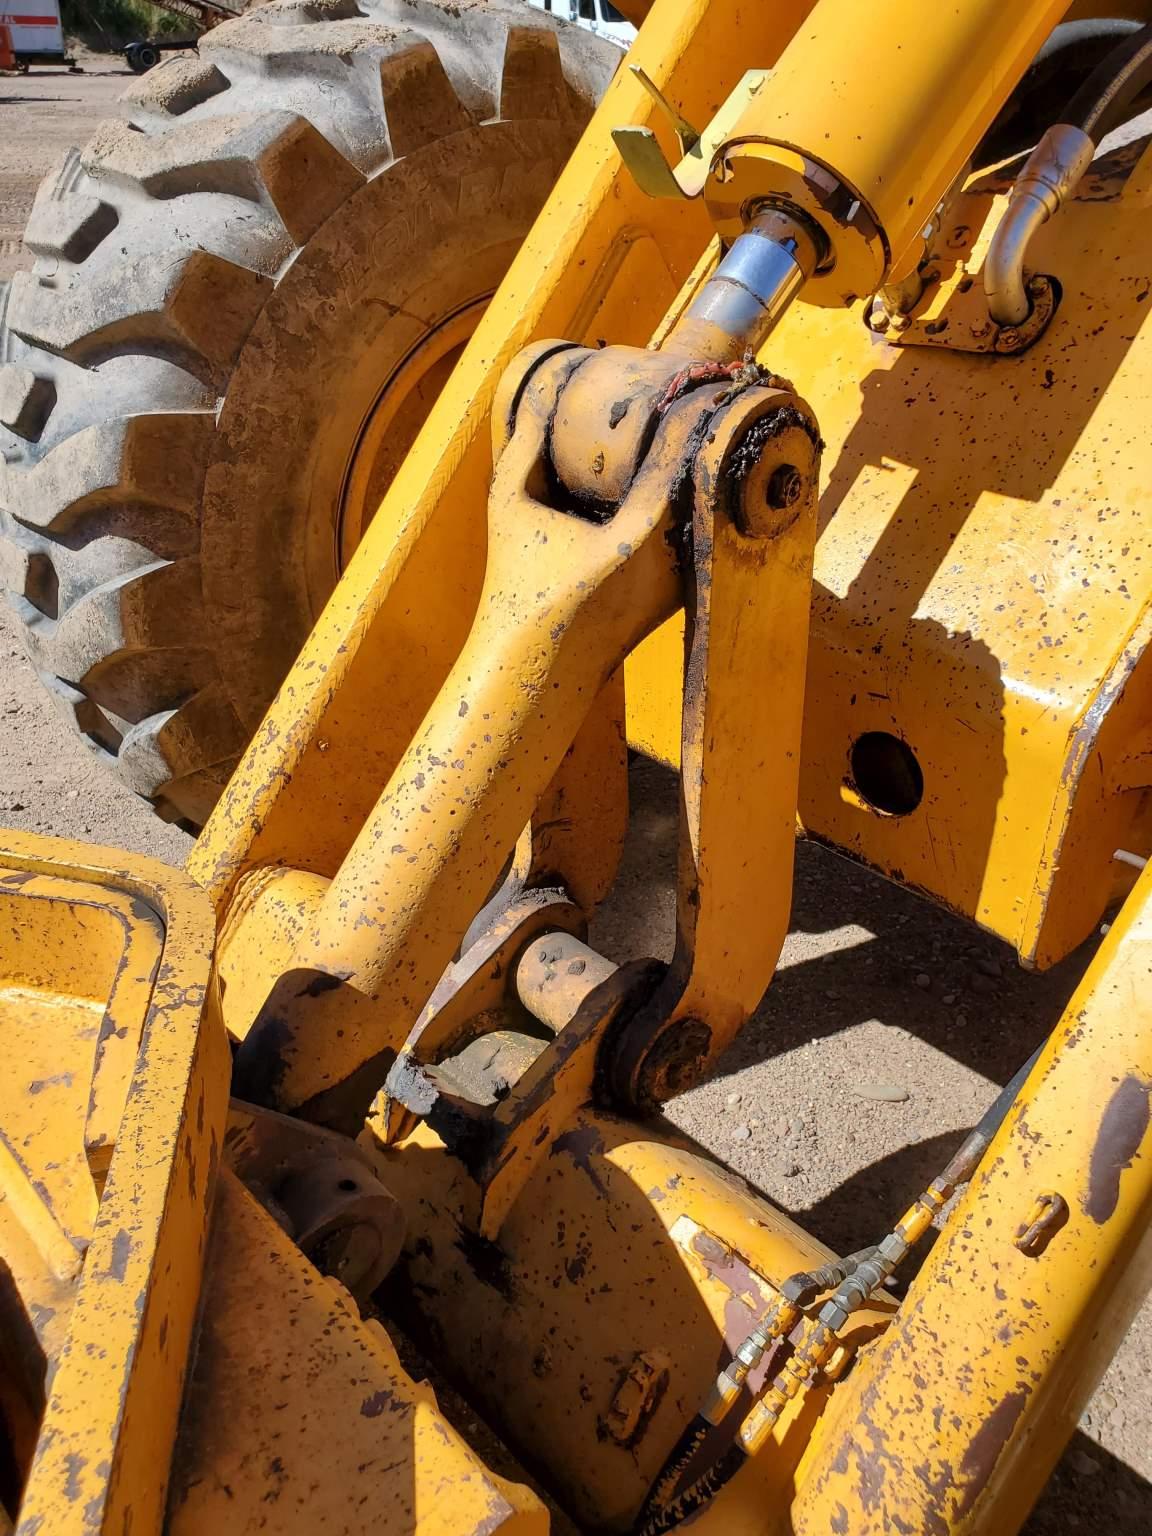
[984, 122, 1093, 325]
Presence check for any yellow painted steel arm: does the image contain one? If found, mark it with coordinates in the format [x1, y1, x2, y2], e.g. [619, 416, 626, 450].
[230, 350, 701, 1124]
[189, 0, 825, 903]
[0, 833, 228, 1536]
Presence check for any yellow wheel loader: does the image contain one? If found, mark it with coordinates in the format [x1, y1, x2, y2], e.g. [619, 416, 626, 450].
[3, 0, 1152, 1531]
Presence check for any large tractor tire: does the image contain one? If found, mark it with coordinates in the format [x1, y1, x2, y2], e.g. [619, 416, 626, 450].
[0, 0, 618, 825]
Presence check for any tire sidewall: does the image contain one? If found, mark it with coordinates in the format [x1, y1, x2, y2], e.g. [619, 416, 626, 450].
[200, 117, 575, 734]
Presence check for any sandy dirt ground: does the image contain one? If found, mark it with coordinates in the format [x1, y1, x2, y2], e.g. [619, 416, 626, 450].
[1, 59, 1150, 1534]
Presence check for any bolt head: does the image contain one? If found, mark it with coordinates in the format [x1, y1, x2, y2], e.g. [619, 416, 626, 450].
[766, 463, 803, 512]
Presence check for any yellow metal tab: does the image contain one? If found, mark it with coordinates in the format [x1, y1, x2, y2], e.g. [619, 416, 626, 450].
[612, 69, 768, 200]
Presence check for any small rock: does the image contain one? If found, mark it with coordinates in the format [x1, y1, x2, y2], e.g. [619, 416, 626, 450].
[780, 1160, 801, 1178]
[954, 1013, 968, 1028]
[824, 989, 840, 1001]
[726, 1091, 743, 1106]
[773, 1116, 790, 1138]
[730, 1124, 752, 1142]
[852, 1080, 910, 1104]
[970, 972, 997, 995]
[914, 972, 931, 989]
[975, 955, 1002, 979]
[1095, 1390, 1117, 1415]
[788, 1115, 805, 1139]
[1069, 1448, 1099, 1478]
[942, 993, 957, 1005]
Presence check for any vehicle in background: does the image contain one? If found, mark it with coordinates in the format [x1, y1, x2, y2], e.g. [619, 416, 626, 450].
[121, 0, 242, 73]
[527, 0, 635, 48]
[1, 0, 77, 70]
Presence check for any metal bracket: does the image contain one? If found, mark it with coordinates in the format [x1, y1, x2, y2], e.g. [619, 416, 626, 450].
[869, 267, 1057, 355]
[612, 68, 770, 201]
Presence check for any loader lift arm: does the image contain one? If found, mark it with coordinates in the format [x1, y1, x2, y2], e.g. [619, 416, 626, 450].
[6, 0, 1152, 1532]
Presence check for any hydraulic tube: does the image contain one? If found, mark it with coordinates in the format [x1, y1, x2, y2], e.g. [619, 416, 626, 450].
[986, 23, 1152, 324]
[635, 1036, 1048, 1533]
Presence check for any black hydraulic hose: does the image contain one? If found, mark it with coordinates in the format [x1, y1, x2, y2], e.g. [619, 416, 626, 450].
[634, 1437, 746, 1536]
[939, 1038, 1045, 1187]
[632, 1247, 879, 1534]
[1063, 21, 1152, 145]
[633, 1036, 1048, 1534]
[980, 19, 1143, 163]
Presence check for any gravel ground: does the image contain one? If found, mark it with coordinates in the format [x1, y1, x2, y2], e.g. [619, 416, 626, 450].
[1, 59, 1149, 1534]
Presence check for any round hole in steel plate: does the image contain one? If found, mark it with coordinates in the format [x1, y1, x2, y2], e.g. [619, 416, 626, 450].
[849, 732, 924, 816]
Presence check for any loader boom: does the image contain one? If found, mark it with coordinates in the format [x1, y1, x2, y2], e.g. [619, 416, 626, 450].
[5, 0, 1152, 1531]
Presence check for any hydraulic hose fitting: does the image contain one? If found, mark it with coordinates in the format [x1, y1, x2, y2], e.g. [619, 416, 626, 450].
[984, 122, 1093, 325]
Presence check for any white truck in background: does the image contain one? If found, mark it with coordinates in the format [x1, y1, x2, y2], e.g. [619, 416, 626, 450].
[528, 0, 635, 48]
[1, 0, 75, 69]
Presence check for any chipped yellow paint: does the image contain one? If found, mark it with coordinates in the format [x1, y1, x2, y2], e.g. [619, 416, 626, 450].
[10, 3, 1152, 1533]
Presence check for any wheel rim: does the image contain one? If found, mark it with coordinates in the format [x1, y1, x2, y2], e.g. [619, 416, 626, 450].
[335, 297, 488, 572]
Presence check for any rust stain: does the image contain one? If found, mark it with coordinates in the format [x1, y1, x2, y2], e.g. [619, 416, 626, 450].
[550, 1124, 608, 1197]
[954, 1389, 1029, 1518]
[360, 1388, 398, 1418]
[1084, 1074, 1152, 1225]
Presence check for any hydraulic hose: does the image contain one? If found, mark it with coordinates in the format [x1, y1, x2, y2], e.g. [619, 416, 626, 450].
[979, 19, 1143, 164]
[1062, 21, 1152, 145]
[633, 1035, 1048, 1535]
[986, 22, 1152, 325]
[939, 1038, 1044, 1187]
